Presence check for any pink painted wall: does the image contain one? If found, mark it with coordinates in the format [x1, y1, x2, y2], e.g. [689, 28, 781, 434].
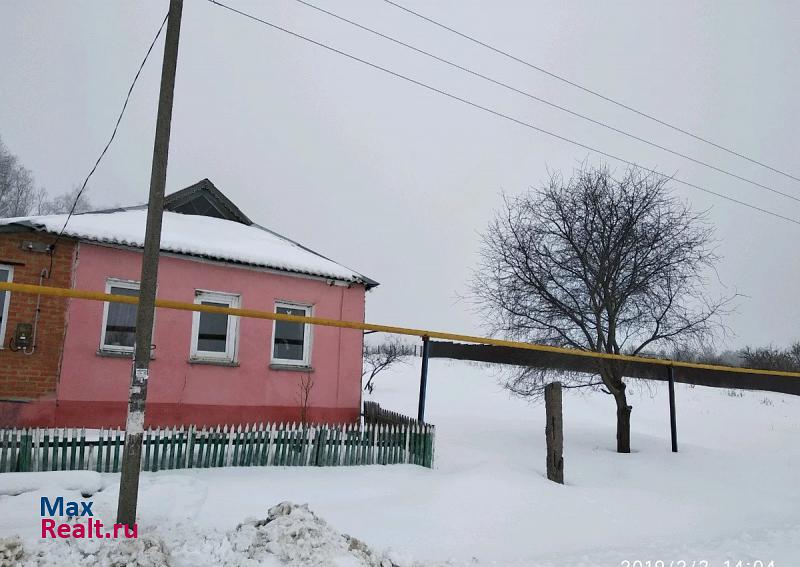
[56, 242, 366, 427]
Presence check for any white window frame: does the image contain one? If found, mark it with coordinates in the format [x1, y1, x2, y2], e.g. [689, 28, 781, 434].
[0, 264, 13, 349]
[271, 301, 313, 367]
[99, 278, 140, 354]
[190, 290, 240, 363]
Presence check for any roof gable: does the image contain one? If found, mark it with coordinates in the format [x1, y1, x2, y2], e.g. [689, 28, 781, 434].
[164, 179, 252, 225]
[0, 179, 378, 288]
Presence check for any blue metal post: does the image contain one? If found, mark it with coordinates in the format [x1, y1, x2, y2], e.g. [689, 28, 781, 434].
[418, 336, 430, 423]
[667, 365, 678, 452]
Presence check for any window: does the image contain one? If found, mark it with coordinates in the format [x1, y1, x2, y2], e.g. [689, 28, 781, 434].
[271, 302, 312, 367]
[0, 264, 13, 348]
[190, 290, 240, 362]
[100, 279, 139, 353]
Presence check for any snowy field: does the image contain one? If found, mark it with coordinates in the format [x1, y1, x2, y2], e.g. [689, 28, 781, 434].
[1, 359, 799, 565]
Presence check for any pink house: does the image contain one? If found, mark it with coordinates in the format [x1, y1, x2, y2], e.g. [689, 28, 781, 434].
[0, 180, 377, 428]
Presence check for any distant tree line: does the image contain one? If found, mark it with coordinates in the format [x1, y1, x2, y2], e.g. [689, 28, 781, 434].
[661, 342, 800, 373]
[0, 136, 93, 218]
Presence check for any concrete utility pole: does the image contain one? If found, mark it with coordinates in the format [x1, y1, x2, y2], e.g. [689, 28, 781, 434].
[117, 0, 183, 526]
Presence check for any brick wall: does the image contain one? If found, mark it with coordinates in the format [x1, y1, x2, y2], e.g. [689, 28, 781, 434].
[0, 231, 76, 400]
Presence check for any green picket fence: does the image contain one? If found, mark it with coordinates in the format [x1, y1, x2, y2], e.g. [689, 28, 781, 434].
[0, 421, 435, 474]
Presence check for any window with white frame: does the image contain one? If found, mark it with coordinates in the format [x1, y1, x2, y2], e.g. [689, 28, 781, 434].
[100, 279, 139, 353]
[0, 264, 13, 348]
[190, 290, 240, 362]
[271, 301, 312, 366]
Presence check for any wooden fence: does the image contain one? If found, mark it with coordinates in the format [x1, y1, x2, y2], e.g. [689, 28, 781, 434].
[363, 401, 426, 427]
[0, 421, 435, 474]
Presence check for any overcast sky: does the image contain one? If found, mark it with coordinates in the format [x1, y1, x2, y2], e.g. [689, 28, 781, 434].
[2, 0, 798, 350]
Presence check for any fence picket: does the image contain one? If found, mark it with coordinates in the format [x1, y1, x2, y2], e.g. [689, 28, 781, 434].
[164, 427, 173, 470]
[186, 426, 195, 468]
[144, 428, 151, 471]
[342, 424, 351, 466]
[174, 427, 183, 469]
[324, 424, 333, 466]
[215, 426, 224, 467]
[31, 429, 38, 472]
[153, 428, 163, 472]
[221, 425, 231, 467]
[388, 425, 395, 465]
[322, 425, 330, 466]
[284, 423, 293, 466]
[286, 424, 294, 467]
[230, 425, 240, 467]
[243, 423, 252, 466]
[157, 429, 167, 471]
[243, 424, 251, 466]
[250, 423, 258, 466]
[1, 430, 8, 472]
[254, 423, 264, 466]
[294, 424, 303, 467]
[331, 426, 339, 466]
[57, 428, 66, 472]
[41, 429, 50, 472]
[408, 424, 416, 466]
[207, 427, 215, 468]
[208, 426, 216, 468]
[8, 430, 15, 472]
[264, 423, 275, 466]
[48, 429, 58, 472]
[287, 422, 295, 466]
[311, 427, 322, 466]
[111, 428, 121, 473]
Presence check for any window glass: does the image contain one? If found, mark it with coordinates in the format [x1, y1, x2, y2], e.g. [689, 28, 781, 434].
[273, 304, 310, 364]
[104, 286, 138, 348]
[197, 301, 229, 353]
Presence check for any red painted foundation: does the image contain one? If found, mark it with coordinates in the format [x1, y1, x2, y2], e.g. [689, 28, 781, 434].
[0, 399, 359, 429]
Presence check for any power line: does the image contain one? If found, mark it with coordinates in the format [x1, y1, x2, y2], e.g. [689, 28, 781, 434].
[206, 0, 800, 227]
[382, 0, 800, 186]
[52, 11, 169, 247]
[295, 0, 800, 205]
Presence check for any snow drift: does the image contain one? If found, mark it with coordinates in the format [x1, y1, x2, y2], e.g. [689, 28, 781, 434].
[0, 501, 439, 567]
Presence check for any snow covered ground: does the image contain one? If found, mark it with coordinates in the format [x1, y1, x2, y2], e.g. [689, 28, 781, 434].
[1, 359, 799, 565]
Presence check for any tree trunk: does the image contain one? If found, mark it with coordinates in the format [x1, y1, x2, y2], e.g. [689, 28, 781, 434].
[614, 391, 632, 453]
[600, 366, 632, 454]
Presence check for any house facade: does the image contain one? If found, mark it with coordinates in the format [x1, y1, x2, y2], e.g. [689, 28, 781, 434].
[0, 180, 377, 428]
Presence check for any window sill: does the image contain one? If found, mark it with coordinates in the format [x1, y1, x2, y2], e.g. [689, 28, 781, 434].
[96, 349, 154, 360]
[269, 363, 314, 372]
[188, 358, 239, 367]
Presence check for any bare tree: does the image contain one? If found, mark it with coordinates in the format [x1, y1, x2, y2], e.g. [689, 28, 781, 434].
[0, 136, 93, 218]
[473, 163, 731, 453]
[297, 373, 314, 426]
[362, 337, 410, 394]
[0, 137, 37, 218]
[35, 185, 94, 215]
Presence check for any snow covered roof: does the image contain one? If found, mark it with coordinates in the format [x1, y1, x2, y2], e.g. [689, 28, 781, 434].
[0, 182, 378, 288]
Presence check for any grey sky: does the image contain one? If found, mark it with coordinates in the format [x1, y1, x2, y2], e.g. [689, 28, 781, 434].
[1, 0, 798, 349]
